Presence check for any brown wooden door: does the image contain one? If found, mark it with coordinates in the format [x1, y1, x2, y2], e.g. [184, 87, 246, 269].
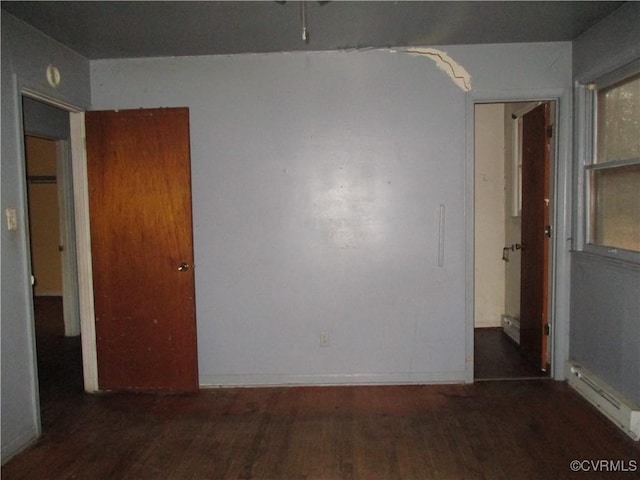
[519, 103, 551, 371]
[86, 107, 198, 392]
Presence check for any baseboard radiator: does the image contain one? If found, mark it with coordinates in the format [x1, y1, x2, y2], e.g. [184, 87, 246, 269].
[566, 361, 640, 441]
[501, 314, 520, 345]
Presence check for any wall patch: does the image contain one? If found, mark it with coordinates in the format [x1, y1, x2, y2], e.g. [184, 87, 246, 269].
[404, 48, 471, 92]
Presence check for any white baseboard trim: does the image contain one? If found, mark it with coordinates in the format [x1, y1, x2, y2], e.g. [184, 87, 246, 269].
[566, 361, 639, 441]
[501, 314, 520, 344]
[1, 426, 39, 465]
[200, 371, 467, 388]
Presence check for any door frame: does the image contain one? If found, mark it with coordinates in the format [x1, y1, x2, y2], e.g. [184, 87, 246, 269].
[21, 89, 99, 392]
[465, 89, 572, 383]
[22, 97, 81, 337]
[69, 112, 98, 392]
[56, 138, 81, 337]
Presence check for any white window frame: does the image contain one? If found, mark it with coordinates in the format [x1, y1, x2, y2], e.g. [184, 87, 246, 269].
[582, 60, 640, 263]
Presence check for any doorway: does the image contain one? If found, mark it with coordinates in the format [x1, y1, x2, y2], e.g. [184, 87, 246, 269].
[22, 98, 84, 414]
[473, 101, 555, 380]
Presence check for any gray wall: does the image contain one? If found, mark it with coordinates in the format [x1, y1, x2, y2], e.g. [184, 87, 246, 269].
[1, 13, 90, 461]
[92, 50, 469, 386]
[91, 42, 571, 387]
[449, 43, 575, 381]
[570, 2, 640, 404]
[570, 254, 640, 402]
[22, 96, 70, 138]
[572, 2, 640, 84]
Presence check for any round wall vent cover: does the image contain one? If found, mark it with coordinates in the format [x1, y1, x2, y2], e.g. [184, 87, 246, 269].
[46, 65, 61, 88]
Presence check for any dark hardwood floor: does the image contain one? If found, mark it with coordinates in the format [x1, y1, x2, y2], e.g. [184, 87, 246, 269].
[3, 298, 638, 479]
[32, 297, 85, 418]
[474, 327, 548, 380]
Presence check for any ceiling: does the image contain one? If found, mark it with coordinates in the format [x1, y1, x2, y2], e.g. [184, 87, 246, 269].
[1, 1, 625, 60]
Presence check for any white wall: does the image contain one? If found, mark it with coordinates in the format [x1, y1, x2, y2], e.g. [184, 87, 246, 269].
[1, 13, 90, 461]
[474, 104, 505, 328]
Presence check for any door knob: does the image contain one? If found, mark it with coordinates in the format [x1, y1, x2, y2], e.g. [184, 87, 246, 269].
[177, 262, 190, 272]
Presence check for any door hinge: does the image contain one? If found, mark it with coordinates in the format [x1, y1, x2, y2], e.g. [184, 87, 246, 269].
[544, 323, 551, 336]
[545, 224, 552, 238]
[546, 125, 553, 138]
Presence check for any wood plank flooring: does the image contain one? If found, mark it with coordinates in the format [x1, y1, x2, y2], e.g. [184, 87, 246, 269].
[2, 298, 639, 479]
[474, 327, 548, 380]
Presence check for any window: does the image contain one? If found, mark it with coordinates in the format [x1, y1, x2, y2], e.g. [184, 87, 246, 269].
[585, 71, 640, 257]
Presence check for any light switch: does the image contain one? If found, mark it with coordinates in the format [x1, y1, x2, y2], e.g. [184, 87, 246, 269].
[6, 208, 17, 231]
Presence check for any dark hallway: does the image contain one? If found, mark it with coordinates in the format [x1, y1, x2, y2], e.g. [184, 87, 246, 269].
[33, 296, 84, 430]
[474, 327, 548, 380]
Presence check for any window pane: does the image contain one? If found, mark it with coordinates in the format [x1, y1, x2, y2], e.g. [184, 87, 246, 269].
[596, 74, 640, 163]
[590, 163, 640, 251]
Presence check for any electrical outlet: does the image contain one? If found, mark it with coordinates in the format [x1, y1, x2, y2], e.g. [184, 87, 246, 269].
[319, 331, 330, 347]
